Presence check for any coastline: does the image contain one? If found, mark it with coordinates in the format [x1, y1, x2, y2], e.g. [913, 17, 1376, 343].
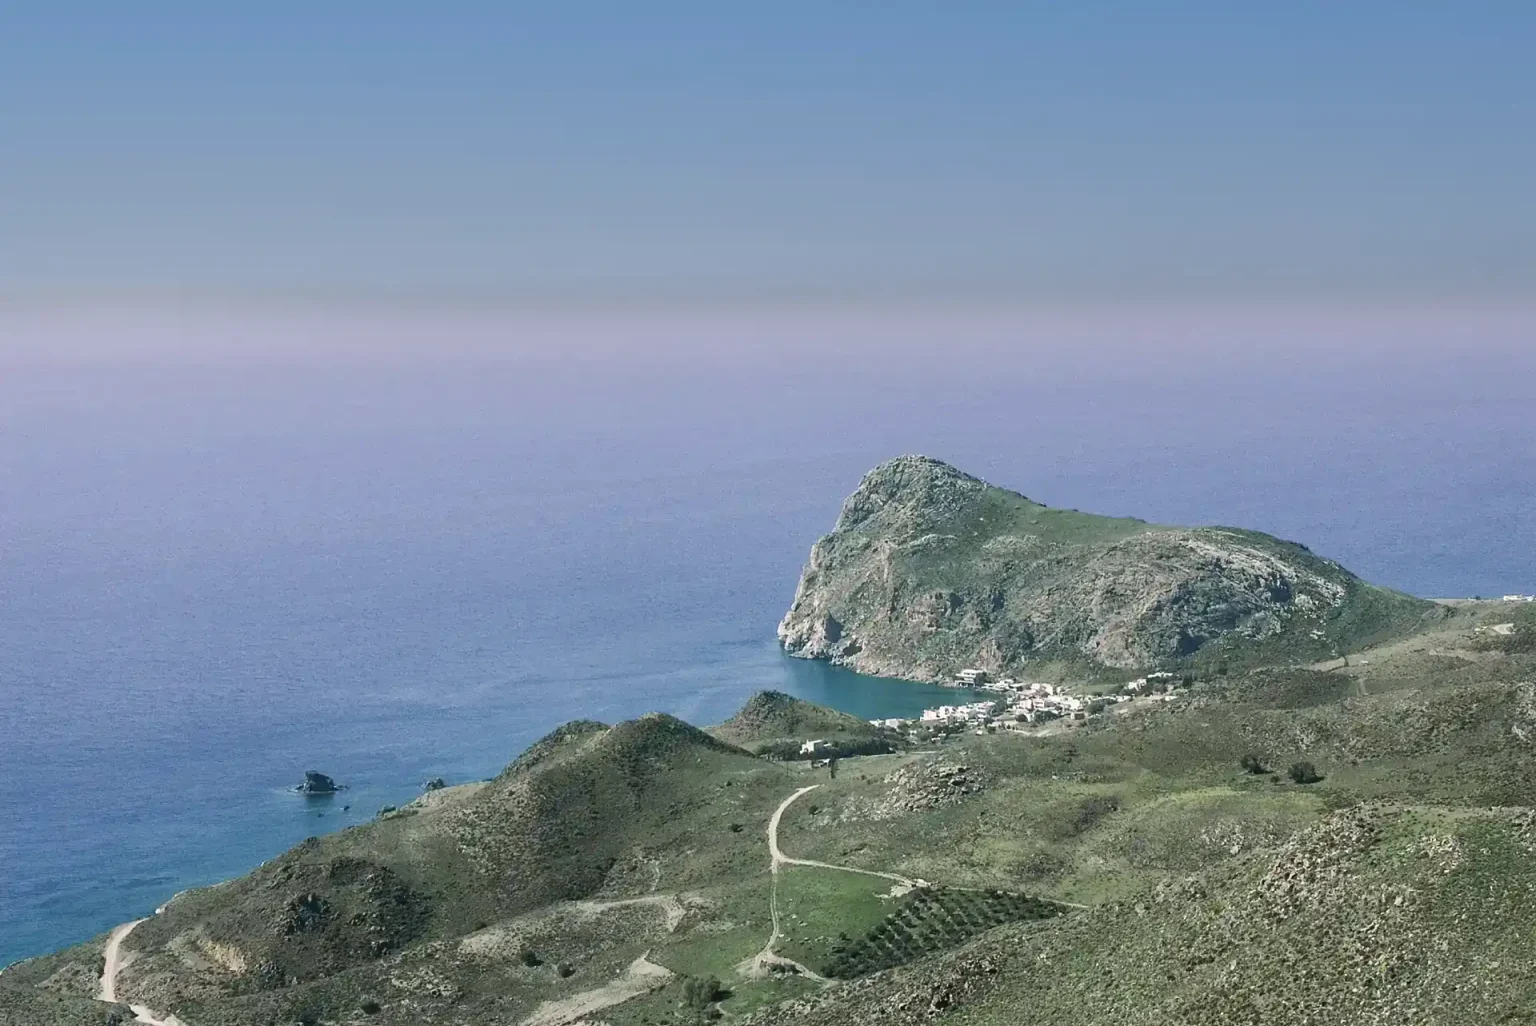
[0, 648, 978, 970]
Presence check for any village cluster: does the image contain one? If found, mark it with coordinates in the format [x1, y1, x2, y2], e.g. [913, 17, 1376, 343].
[868, 668, 1185, 738]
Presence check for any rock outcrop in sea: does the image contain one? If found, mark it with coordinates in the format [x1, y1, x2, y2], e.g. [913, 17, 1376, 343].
[295, 771, 343, 794]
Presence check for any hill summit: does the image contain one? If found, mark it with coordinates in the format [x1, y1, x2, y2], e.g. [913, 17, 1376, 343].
[710, 690, 886, 750]
[779, 455, 1431, 679]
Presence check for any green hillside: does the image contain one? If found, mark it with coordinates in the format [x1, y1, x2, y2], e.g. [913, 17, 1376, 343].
[711, 690, 895, 756]
[7, 605, 1536, 1026]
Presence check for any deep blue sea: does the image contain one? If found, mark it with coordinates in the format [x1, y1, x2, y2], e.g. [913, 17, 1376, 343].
[3, 311, 1533, 967]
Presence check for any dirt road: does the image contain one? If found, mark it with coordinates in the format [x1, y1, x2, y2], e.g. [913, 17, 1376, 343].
[98, 918, 187, 1026]
[768, 784, 912, 884]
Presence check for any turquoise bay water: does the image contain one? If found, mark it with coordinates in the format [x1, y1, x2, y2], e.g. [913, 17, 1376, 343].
[3, 328, 1533, 967]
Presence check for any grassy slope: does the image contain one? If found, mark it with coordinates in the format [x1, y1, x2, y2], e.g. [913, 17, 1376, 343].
[948, 492, 1434, 663]
[898, 481, 1159, 590]
[775, 867, 896, 970]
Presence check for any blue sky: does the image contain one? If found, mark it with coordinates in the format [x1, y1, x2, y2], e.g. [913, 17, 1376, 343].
[2, 2, 1533, 301]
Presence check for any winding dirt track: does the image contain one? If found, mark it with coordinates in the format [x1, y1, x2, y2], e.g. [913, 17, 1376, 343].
[98, 918, 187, 1026]
[768, 785, 912, 884]
[97, 921, 141, 1003]
[741, 782, 920, 982]
[761, 780, 1087, 939]
[520, 952, 672, 1026]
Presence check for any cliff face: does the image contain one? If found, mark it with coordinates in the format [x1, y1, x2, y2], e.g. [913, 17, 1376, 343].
[779, 456, 1431, 680]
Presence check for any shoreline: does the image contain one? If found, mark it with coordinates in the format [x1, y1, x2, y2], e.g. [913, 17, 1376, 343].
[0, 660, 968, 971]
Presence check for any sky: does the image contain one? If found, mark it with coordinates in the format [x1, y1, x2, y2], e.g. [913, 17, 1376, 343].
[2, 2, 1534, 304]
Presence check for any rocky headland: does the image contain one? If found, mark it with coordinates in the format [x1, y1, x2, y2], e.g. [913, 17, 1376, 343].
[779, 455, 1433, 681]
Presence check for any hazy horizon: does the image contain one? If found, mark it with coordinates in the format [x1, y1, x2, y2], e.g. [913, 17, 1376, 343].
[5, 301, 1535, 365]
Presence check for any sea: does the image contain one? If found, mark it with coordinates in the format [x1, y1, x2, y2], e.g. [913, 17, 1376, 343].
[2, 307, 1533, 967]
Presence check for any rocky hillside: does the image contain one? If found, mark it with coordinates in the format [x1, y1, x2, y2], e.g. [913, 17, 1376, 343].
[747, 802, 1536, 1026]
[779, 456, 1433, 680]
[7, 620, 1536, 1026]
[3, 712, 784, 1025]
